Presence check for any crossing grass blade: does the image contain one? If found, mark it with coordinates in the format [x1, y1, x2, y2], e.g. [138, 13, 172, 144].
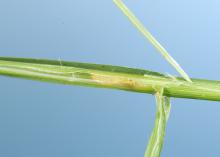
[113, 0, 192, 82]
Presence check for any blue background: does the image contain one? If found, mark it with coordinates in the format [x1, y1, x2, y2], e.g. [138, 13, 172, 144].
[0, 0, 220, 156]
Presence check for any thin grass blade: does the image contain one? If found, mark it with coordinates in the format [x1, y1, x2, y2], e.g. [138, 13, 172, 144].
[113, 0, 192, 82]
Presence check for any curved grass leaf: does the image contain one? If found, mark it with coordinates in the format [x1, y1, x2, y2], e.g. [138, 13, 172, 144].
[144, 89, 171, 157]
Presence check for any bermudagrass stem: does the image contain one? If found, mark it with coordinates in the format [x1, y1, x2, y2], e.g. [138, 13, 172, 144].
[1, 57, 220, 101]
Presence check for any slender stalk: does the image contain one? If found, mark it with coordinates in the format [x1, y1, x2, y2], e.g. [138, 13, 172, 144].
[0, 57, 220, 101]
[113, 0, 192, 82]
[144, 89, 171, 157]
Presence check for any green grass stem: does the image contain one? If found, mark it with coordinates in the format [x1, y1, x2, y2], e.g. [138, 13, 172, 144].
[0, 57, 220, 101]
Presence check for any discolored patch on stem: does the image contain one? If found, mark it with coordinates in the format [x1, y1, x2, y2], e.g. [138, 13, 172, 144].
[91, 73, 153, 92]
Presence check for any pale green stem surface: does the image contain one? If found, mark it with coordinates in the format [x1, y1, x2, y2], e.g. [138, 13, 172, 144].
[113, 0, 192, 82]
[0, 57, 220, 101]
[144, 89, 171, 157]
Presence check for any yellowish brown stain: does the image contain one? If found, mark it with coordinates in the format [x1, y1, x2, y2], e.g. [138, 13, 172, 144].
[91, 73, 136, 89]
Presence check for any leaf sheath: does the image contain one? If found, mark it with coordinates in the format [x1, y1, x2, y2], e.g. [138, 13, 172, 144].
[0, 57, 220, 101]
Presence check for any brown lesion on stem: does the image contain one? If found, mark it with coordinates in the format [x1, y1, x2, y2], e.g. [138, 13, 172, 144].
[91, 73, 136, 88]
[91, 73, 154, 93]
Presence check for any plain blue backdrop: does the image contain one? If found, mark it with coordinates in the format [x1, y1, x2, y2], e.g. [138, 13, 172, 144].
[1, 0, 220, 156]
